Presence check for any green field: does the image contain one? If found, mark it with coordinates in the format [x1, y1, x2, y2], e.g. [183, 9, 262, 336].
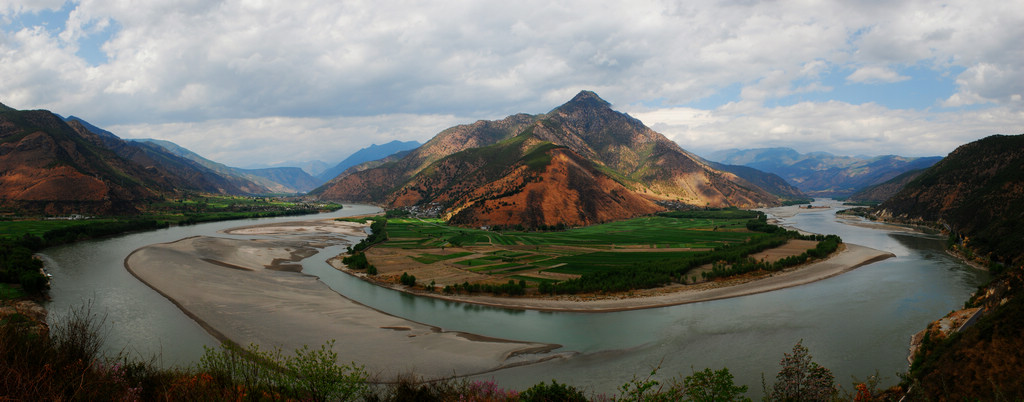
[0, 219, 120, 238]
[384, 215, 758, 250]
[409, 251, 474, 264]
[380, 213, 778, 285]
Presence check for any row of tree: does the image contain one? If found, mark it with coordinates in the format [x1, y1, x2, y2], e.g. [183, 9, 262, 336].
[702, 234, 843, 281]
[442, 280, 527, 296]
[346, 217, 387, 254]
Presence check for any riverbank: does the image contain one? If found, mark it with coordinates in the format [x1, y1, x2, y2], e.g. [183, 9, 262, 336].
[124, 218, 564, 380]
[331, 242, 894, 312]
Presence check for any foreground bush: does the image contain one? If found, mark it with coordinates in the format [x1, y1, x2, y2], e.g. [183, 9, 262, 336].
[198, 340, 369, 401]
[5, 306, 919, 401]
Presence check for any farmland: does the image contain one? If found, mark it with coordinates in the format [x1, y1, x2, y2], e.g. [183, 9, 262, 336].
[348, 209, 836, 295]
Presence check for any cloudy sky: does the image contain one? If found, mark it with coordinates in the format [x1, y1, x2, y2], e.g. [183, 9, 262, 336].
[1, 0, 1022, 167]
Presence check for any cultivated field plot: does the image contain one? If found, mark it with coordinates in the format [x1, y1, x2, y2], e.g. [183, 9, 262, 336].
[365, 214, 775, 286]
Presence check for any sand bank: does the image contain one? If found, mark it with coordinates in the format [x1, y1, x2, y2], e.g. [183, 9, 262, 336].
[335, 243, 894, 312]
[125, 219, 563, 380]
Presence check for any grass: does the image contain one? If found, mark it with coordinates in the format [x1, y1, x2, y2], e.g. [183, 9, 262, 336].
[409, 251, 474, 264]
[468, 263, 525, 273]
[0, 284, 25, 300]
[0, 219, 120, 238]
[508, 275, 561, 284]
[546, 251, 703, 275]
[385, 215, 760, 249]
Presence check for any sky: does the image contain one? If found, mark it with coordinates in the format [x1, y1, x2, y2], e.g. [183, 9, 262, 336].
[1, 0, 1022, 168]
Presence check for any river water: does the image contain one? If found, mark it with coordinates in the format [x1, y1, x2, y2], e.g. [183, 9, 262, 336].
[41, 201, 987, 395]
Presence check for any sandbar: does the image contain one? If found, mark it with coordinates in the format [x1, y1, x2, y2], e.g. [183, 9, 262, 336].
[125, 219, 564, 380]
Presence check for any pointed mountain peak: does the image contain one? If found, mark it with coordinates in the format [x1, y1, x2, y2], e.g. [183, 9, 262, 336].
[556, 90, 612, 112]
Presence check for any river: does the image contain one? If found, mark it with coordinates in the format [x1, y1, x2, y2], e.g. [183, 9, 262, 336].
[41, 201, 987, 396]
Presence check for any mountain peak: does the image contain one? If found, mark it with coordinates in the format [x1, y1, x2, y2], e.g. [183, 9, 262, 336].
[557, 90, 611, 111]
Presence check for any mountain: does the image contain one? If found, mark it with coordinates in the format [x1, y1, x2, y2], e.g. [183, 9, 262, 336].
[874, 134, 1024, 399]
[64, 117, 273, 195]
[875, 134, 1024, 265]
[706, 161, 808, 201]
[0, 107, 173, 214]
[133, 139, 318, 193]
[315, 140, 420, 184]
[845, 168, 927, 203]
[708, 147, 942, 197]
[291, 160, 331, 177]
[241, 167, 320, 193]
[313, 91, 781, 228]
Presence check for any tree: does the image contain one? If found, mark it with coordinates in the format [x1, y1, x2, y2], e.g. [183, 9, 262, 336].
[767, 340, 837, 401]
[399, 272, 416, 287]
[519, 380, 588, 401]
[682, 367, 749, 402]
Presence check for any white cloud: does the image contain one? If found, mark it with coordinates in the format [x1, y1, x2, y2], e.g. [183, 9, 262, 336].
[106, 113, 464, 167]
[846, 66, 910, 84]
[0, 0, 64, 16]
[0, 0, 1021, 164]
[629, 101, 1024, 158]
[943, 63, 1024, 107]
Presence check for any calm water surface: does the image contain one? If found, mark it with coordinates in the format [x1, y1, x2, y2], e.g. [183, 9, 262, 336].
[42, 201, 987, 395]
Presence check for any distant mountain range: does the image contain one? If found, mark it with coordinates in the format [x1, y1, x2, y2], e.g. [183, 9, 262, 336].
[314, 140, 420, 184]
[246, 160, 331, 177]
[707, 147, 942, 197]
[313, 91, 788, 228]
[131, 138, 318, 193]
[846, 168, 927, 203]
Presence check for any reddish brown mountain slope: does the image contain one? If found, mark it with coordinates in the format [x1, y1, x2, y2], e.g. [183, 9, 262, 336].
[0, 108, 172, 214]
[448, 148, 662, 228]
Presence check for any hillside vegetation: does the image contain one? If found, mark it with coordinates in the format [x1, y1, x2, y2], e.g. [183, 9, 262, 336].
[863, 134, 1024, 399]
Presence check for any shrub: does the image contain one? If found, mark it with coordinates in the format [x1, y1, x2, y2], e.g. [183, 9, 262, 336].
[520, 379, 587, 401]
[197, 340, 368, 401]
[682, 367, 749, 402]
[766, 340, 837, 401]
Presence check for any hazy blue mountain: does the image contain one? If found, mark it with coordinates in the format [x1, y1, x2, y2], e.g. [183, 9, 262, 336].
[315, 140, 420, 184]
[241, 167, 320, 193]
[244, 159, 331, 177]
[133, 138, 318, 193]
[706, 161, 808, 201]
[846, 168, 927, 203]
[706, 147, 942, 197]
